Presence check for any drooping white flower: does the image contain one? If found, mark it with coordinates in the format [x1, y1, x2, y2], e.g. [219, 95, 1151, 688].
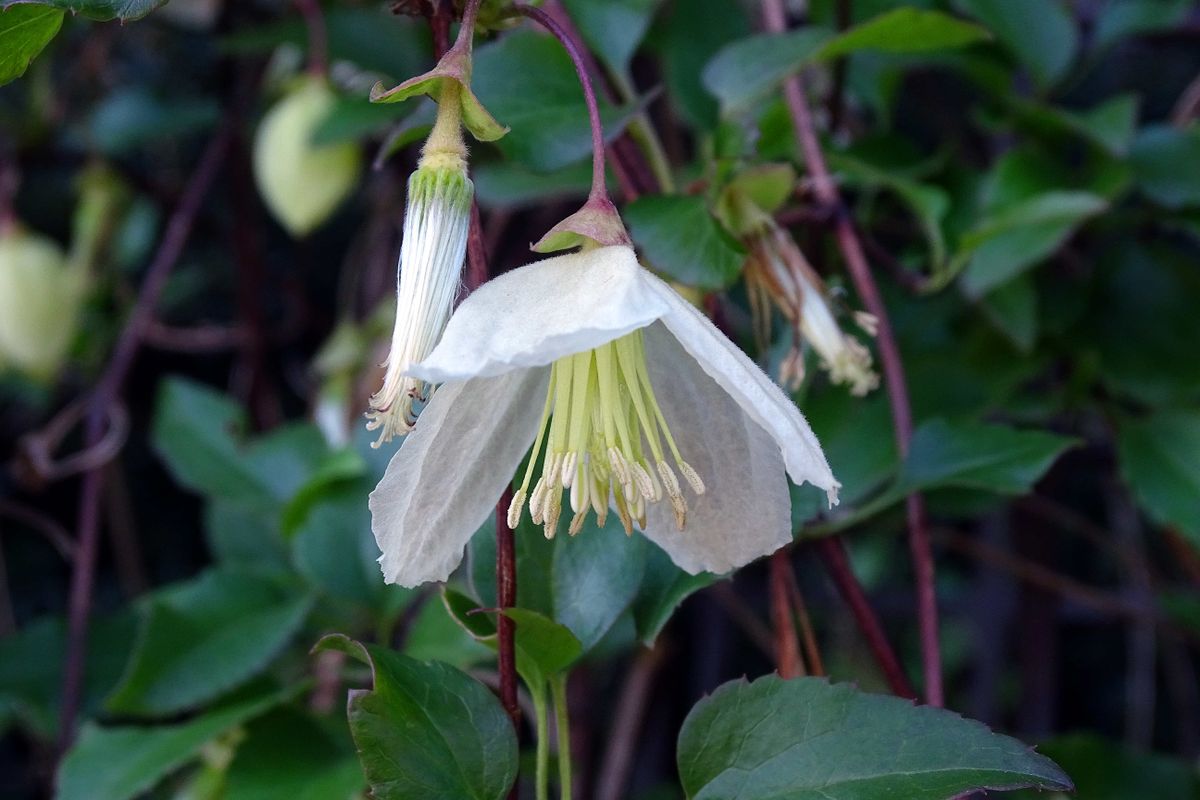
[369, 245, 840, 587]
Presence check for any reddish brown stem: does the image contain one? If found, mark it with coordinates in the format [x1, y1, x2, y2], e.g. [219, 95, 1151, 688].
[816, 538, 917, 700]
[784, 558, 825, 676]
[595, 646, 664, 800]
[57, 126, 233, 752]
[769, 550, 803, 679]
[294, 0, 329, 75]
[495, 486, 520, 732]
[515, 4, 607, 202]
[762, 0, 943, 706]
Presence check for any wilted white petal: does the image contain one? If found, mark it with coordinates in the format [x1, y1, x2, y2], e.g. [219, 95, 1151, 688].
[642, 272, 840, 504]
[369, 367, 549, 586]
[639, 324, 793, 574]
[410, 245, 670, 383]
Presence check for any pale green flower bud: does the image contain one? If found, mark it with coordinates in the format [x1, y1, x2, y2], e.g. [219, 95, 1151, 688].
[0, 226, 85, 381]
[253, 76, 361, 237]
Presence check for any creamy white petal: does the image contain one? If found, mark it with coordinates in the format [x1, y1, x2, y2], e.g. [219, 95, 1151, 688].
[369, 367, 549, 586]
[410, 245, 670, 383]
[643, 272, 840, 503]
[638, 324, 793, 574]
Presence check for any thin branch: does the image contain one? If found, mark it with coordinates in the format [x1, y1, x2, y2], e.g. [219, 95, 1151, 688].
[762, 0, 943, 706]
[815, 538, 917, 700]
[294, 0, 330, 75]
[515, 4, 607, 201]
[56, 125, 233, 752]
[770, 550, 803, 678]
[496, 487, 520, 731]
[784, 558, 825, 676]
[595, 646, 664, 800]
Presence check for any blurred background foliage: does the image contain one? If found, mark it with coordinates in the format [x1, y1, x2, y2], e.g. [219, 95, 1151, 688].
[1, 0, 1199, 798]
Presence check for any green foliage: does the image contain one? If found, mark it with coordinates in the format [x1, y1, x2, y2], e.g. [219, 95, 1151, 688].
[0, 0, 165, 22]
[57, 684, 292, 800]
[625, 194, 745, 289]
[1118, 412, 1200, 548]
[105, 569, 314, 717]
[224, 709, 365, 800]
[1009, 734, 1200, 800]
[677, 675, 1072, 799]
[317, 635, 518, 800]
[562, 0, 659, 75]
[474, 30, 636, 172]
[0, 6, 62, 86]
[955, 0, 1078, 90]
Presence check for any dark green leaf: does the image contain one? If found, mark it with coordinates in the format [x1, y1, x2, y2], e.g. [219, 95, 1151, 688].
[958, 191, 1107, 295]
[1118, 411, 1200, 548]
[0, 0, 165, 22]
[630, 543, 715, 645]
[471, 512, 647, 654]
[473, 159, 592, 209]
[153, 378, 330, 510]
[403, 591, 493, 669]
[979, 274, 1037, 352]
[57, 684, 290, 800]
[291, 483, 405, 612]
[678, 675, 1072, 799]
[85, 89, 220, 157]
[1093, 0, 1192, 52]
[474, 31, 635, 173]
[1129, 125, 1200, 209]
[224, 708, 364, 800]
[316, 635, 518, 800]
[955, 0, 1077, 90]
[0, 613, 135, 740]
[562, 0, 660, 75]
[0, 6, 62, 86]
[106, 569, 313, 716]
[660, 0, 751, 128]
[1010, 734, 1199, 800]
[829, 151, 949, 270]
[900, 419, 1076, 494]
[816, 8, 990, 59]
[625, 194, 745, 289]
[221, 8, 431, 83]
[443, 591, 583, 686]
[701, 28, 831, 117]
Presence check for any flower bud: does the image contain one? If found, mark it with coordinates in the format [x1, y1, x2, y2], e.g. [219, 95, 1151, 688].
[0, 226, 84, 381]
[253, 76, 361, 237]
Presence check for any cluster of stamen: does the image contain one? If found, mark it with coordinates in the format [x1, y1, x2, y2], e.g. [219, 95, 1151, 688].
[507, 330, 705, 539]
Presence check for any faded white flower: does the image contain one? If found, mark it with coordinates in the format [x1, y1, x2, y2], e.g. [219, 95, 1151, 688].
[369, 244, 839, 587]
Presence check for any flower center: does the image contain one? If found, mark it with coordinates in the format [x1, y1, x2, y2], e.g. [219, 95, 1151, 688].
[507, 329, 705, 539]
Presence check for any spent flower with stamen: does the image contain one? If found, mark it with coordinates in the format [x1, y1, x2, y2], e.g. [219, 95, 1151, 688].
[735, 195, 879, 395]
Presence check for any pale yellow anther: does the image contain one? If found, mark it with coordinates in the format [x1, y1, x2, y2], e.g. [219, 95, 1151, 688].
[520, 330, 707, 541]
[678, 461, 706, 495]
[507, 489, 526, 529]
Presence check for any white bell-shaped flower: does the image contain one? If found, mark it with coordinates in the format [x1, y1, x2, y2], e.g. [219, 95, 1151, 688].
[369, 245, 840, 587]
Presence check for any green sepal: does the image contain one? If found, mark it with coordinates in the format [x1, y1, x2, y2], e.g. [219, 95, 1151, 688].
[531, 195, 632, 253]
[714, 163, 797, 237]
[369, 48, 508, 142]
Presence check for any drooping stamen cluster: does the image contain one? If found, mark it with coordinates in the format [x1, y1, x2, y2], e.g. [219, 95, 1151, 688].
[746, 223, 879, 396]
[507, 329, 705, 539]
[366, 84, 474, 447]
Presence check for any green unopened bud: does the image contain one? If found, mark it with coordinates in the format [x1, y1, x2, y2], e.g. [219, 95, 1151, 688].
[253, 76, 362, 237]
[0, 226, 85, 381]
